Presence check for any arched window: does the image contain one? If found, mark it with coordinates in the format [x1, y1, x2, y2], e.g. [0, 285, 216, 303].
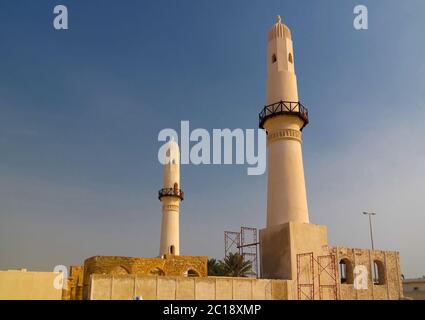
[110, 265, 130, 275]
[173, 183, 178, 191]
[373, 260, 386, 285]
[170, 245, 175, 254]
[339, 258, 354, 284]
[288, 53, 293, 63]
[272, 54, 277, 63]
[184, 269, 199, 277]
[149, 268, 165, 276]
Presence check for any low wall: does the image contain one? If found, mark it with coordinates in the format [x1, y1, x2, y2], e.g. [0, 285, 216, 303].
[89, 275, 295, 300]
[0, 270, 63, 300]
[403, 279, 425, 300]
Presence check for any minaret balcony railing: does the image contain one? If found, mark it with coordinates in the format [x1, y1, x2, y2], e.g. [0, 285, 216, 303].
[158, 188, 184, 201]
[259, 100, 309, 130]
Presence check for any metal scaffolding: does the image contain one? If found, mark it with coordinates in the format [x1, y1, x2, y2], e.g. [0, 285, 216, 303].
[297, 252, 315, 300]
[240, 227, 259, 277]
[224, 227, 259, 278]
[296, 252, 338, 300]
[224, 231, 240, 258]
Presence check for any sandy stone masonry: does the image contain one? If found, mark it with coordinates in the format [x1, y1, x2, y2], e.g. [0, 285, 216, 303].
[88, 274, 295, 300]
[328, 246, 403, 300]
[62, 266, 84, 300]
[78, 255, 207, 299]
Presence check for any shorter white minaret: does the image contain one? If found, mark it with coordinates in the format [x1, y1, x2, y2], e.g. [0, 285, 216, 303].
[158, 139, 183, 256]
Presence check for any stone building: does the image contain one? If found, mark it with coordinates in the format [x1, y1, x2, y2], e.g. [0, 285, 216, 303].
[403, 278, 425, 300]
[81, 255, 207, 299]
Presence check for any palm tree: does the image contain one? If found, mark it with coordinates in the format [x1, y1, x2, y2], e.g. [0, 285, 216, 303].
[207, 258, 226, 276]
[222, 252, 252, 277]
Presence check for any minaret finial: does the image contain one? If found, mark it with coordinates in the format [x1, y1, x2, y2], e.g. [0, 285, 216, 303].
[276, 15, 282, 24]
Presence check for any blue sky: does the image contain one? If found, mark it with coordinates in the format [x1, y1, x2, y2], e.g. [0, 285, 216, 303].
[0, 0, 424, 278]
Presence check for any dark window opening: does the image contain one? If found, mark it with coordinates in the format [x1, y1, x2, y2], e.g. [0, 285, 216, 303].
[339, 258, 354, 284]
[373, 260, 386, 285]
[288, 53, 293, 63]
[186, 269, 199, 277]
[272, 54, 277, 63]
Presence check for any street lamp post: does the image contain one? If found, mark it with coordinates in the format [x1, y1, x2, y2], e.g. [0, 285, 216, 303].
[363, 211, 376, 250]
[363, 211, 377, 283]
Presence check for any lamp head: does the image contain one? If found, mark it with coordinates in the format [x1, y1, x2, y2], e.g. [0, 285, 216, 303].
[363, 211, 376, 215]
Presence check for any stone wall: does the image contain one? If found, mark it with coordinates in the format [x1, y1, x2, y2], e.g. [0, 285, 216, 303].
[62, 266, 84, 300]
[326, 247, 403, 300]
[259, 222, 403, 300]
[88, 274, 295, 300]
[293, 247, 403, 300]
[82, 255, 207, 299]
[0, 270, 63, 300]
[403, 278, 425, 300]
[69, 240, 403, 300]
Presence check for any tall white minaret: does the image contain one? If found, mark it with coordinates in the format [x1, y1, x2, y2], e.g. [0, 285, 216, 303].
[158, 139, 183, 256]
[260, 16, 310, 227]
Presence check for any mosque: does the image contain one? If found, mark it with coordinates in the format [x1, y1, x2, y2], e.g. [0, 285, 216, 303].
[1, 16, 404, 300]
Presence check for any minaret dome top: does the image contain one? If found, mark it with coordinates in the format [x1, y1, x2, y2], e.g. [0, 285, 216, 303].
[268, 15, 292, 41]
